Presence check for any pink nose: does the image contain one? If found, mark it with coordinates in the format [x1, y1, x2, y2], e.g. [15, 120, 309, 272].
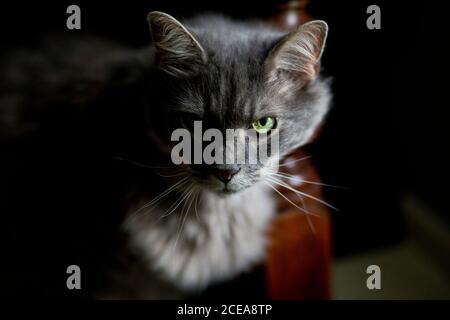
[212, 168, 240, 183]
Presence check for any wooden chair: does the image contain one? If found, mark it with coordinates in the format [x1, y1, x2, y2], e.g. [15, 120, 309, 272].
[266, 147, 331, 299]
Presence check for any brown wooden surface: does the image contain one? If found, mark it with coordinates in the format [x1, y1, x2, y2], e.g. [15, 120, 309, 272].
[265, 148, 331, 299]
[271, 0, 312, 30]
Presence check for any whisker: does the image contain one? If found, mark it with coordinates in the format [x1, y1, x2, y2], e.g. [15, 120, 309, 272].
[113, 156, 175, 169]
[159, 183, 194, 219]
[154, 170, 186, 178]
[268, 155, 314, 168]
[141, 178, 188, 211]
[266, 172, 309, 207]
[266, 171, 303, 183]
[172, 187, 192, 236]
[268, 171, 349, 190]
[132, 177, 189, 217]
[271, 171, 350, 190]
[293, 185, 308, 211]
[264, 180, 317, 233]
[298, 179, 349, 190]
[194, 190, 201, 222]
[266, 176, 339, 211]
[263, 180, 317, 217]
[172, 187, 197, 251]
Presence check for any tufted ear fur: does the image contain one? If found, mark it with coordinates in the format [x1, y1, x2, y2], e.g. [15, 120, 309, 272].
[266, 20, 328, 87]
[147, 11, 207, 77]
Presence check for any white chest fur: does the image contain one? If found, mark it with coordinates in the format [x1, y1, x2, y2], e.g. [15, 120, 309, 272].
[124, 183, 275, 293]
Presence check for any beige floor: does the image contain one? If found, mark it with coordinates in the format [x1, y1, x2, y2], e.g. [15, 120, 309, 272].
[333, 240, 450, 299]
[332, 195, 450, 299]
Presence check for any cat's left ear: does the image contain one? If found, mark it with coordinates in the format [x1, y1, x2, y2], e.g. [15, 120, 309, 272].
[266, 20, 328, 87]
[147, 11, 207, 77]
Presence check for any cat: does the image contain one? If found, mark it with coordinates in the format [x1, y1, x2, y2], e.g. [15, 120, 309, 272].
[108, 12, 331, 298]
[0, 11, 331, 298]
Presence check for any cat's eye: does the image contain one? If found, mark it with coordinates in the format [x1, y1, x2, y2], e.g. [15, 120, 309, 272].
[251, 117, 276, 134]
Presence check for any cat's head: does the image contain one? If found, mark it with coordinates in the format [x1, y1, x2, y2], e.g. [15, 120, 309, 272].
[145, 12, 331, 195]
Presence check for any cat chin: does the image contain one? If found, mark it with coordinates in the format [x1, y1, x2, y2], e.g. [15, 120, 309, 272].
[191, 176, 252, 195]
[202, 181, 255, 196]
[211, 188, 240, 198]
[198, 185, 241, 197]
[218, 188, 238, 195]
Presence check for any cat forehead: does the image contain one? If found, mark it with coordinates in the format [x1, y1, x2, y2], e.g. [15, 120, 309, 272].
[168, 21, 285, 117]
[178, 79, 261, 117]
[202, 36, 276, 65]
[185, 19, 281, 61]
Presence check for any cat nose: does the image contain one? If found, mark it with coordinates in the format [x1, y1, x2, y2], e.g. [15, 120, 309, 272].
[212, 168, 241, 183]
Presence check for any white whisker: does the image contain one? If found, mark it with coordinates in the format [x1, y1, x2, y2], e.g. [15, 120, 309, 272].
[266, 176, 339, 211]
[172, 187, 197, 251]
[264, 180, 317, 232]
[113, 156, 175, 169]
[194, 190, 201, 222]
[154, 170, 186, 178]
[270, 170, 348, 190]
[268, 155, 314, 168]
[159, 183, 194, 219]
[266, 171, 309, 207]
[263, 180, 317, 217]
[132, 177, 189, 218]
[141, 178, 188, 210]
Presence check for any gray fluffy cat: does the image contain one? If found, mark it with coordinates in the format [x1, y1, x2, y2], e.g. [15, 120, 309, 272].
[0, 11, 331, 298]
[109, 12, 331, 298]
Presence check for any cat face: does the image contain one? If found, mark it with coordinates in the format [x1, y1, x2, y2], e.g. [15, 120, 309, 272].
[146, 12, 331, 195]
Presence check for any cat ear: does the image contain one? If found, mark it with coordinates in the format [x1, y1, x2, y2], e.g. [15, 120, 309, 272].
[266, 20, 328, 86]
[147, 11, 207, 77]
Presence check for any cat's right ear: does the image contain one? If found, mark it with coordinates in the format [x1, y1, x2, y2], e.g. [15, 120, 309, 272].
[147, 11, 207, 77]
[265, 20, 328, 88]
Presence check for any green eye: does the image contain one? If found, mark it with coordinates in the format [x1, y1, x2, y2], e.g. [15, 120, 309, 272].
[251, 117, 276, 134]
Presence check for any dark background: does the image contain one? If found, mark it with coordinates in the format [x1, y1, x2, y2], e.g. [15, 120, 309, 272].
[1, 0, 448, 297]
